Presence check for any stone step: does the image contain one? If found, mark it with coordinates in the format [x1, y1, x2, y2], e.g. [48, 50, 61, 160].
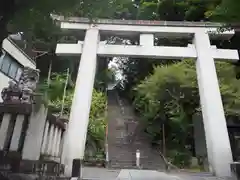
[107, 91, 165, 170]
[109, 157, 135, 161]
[109, 165, 138, 169]
[110, 162, 136, 166]
[109, 163, 137, 169]
[109, 163, 164, 170]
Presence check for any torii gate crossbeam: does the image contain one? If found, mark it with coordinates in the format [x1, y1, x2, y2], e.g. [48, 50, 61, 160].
[55, 18, 239, 178]
[56, 43, 239, 61]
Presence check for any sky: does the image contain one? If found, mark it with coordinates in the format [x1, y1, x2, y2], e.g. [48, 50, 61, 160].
[108, 57, 124, 81]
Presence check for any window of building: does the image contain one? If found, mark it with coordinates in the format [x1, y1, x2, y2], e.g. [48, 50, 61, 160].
[0, 52, 4, 67]
[9, 62, 18, 79]
[0, 52, 23, 81]
[15, 68, 23, 81]
[1, 55, 11, 74]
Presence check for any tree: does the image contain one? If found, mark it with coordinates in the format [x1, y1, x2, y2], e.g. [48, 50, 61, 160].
[117, 0, 225, 99]
[38, 72, 107, 158]
[117, 58, 166, 99]
[133, 60, 240, 166]
[207, 0, 240, 23]
[0, 0, 74, 50]
[0, 0, 132, 57]
[0, 0, 136, 83]
[156, 0, 222, 21]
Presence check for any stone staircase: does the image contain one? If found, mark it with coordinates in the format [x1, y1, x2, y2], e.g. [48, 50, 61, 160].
[107, 89, 165, 170]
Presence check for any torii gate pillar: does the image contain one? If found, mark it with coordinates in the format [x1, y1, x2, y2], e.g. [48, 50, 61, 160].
[194, 29, 233, 176]
[62, 27, 99, 177]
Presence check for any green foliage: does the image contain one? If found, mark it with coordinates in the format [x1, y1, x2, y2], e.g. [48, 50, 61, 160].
[135, 59, 240, 123]
[155, 0, 221, 21]
[133, 60, 196, 144]
[42, 73, 68, 100]
[95, 68, 117, 91]
[4, 0, 129, 34]
[117, 0, 225, 100]
[1, 0, 79, 49]
[37, 71, 71, 114]
[38, 73, 107, 158]
[86, 89, 107, 158]
[133, 60, 240, 166]
[138, 0, 158, 20]
[208, 0, 240, 23]
[125, 0, 221, 21]
[167, 149, 192, 168]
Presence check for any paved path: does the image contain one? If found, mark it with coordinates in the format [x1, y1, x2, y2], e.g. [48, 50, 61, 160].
[82, 167, 233, 180]
[82, 167, 120, 180]
[168, 172, 233, 180]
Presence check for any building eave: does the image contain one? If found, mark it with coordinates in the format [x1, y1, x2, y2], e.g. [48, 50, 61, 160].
[2, 37, 36, 67]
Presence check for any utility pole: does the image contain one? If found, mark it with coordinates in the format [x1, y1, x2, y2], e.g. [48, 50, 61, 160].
[60, 68, 70, 117]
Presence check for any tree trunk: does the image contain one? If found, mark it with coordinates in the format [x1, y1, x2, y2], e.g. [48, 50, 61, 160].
[162, 123, 166, 157]
[0, 0, 16, 56]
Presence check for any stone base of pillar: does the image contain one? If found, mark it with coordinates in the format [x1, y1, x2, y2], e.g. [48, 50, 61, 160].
[40, 154, 61, 163]
[71, 159, 82, 178]
[231, 162, 240, 180]
[19, 160, 65, 176]
[0, 151, 22, 174]
[0, 155, 65, 177]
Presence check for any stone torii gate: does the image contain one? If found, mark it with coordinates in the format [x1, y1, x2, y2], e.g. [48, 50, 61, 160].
[55, 18, 239, 178]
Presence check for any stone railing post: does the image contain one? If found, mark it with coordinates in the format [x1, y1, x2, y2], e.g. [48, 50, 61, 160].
[46, 123, 55, 156]
[9, 114, 25, 151]
[55, 128, 62, 157]
[22, 104, 48, 160]
[41, 120, 50, 154]
[0, 114, 11, 150]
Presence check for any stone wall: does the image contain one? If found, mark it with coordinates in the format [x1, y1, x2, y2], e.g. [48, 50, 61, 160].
[0, 101, 68, 179]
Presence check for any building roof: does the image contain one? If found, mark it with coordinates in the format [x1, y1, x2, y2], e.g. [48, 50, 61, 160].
[2, 37, 36, 66]
[54, 15, 223, 28]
